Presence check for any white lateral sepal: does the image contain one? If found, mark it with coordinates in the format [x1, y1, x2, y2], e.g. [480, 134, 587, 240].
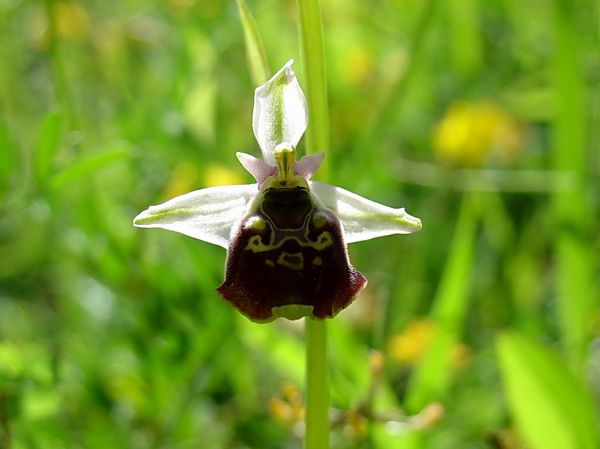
[310, 181, 422, 244]
[133, 184, 257, 248]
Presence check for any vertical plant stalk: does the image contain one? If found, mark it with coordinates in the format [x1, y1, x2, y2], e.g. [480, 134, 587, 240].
[552, 1, 593, 372]
[44, 0, 76, 129]
[405, 195, 476, 413]
[237, 0, 330, 444]
[236, 0, 269, 85]
[297, 0, 330, 177]
[305, 318, 329, 449]
[357, 0, 436, 171]
[297, 0, 330, 447]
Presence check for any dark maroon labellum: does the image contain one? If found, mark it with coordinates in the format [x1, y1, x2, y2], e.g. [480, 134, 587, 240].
[217, 185, 367, 322]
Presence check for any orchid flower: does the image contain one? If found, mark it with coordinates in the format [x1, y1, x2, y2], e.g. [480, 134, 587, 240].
[133, 60, 421, 323]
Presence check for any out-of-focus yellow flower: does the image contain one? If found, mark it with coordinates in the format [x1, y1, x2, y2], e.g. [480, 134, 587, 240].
[386, 319, 434, 364]
[387, 319, 472, 369]
[338, 45, 374, 86]
[269, 398, 293, 423]
[343, 409, 367, 438]
[387, 0, 420, 5]
[161, 161, 199, 201]
[166, 0, 197, 13]
[368, 350, 385, 378]
[54, 1, 91, 41]
[432, 101, 523, 167]
[91, 19, 126, 81]
[387, 319, 471, 369]
[488, 427, 527, 449]
[162, 161, 244, 202]
[269, 382, 304, 425]
[281, 381, 302, 405]
[167, 0, 219, 18]
[203, 163, 244, 187]
[28, 1, 91, 50]
[410, 402, 444, 430]
[26, 2, 92, 51]
[449, 342, 472, 370]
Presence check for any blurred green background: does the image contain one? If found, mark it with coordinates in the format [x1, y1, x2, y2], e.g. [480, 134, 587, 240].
[0, 0, 599, 448]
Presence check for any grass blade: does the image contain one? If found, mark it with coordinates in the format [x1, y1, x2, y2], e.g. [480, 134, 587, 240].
[551, 1, 595, 371]
[445, 0, 482, 77]
[296, 0, 329, 174]
[405, 196, 476, 412]
[497, 332, 599, 449]
[50, 145, 131, 190]
[236, 0, 269, 85]
[35, 111, 62, 187]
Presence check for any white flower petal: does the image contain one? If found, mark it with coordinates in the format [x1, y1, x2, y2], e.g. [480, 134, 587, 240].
[252, 59, 307, 164]
[133, 184, 257, 248]
[310, 181, 422, 244]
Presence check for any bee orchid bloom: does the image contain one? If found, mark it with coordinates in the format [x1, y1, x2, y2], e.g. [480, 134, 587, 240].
[133, 60, 421, 322]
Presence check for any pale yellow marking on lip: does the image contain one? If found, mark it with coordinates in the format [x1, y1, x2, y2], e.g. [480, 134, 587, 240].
[277, 252, 304, 270]
[245, 216, 267, 232]
[312, 212, 327, 228]
[245, 231, 333, 253]
[271, 304, 314, 321]
[312, 256, 323, 266]
[313, 232, 333, 250]
[265, 259, 275, 267]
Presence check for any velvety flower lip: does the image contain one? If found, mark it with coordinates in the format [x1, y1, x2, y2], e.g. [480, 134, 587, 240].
[133, 59, 421, 322]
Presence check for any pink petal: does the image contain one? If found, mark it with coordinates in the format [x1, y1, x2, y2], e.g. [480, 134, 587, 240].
[294, 152, 324, 179]
[236, 152, 276, 188]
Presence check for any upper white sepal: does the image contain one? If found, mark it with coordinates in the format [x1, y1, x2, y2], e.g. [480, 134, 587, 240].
[252, 59, 308, 165]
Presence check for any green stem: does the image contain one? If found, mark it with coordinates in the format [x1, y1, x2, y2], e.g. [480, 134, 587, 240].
[297, 0, 330, 176]
[235, 0, 269, 85]
[297, 0, 330, 447]
[551, 0, 593, 372]
[305, 318, 329, 449]
[44, 0, 77, 129]
[358, 0, 436, 172]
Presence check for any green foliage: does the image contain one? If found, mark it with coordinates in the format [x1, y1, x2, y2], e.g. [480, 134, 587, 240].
[497, 332, 599, 449]
[236, 0, 269, 85]
[0, 0, 598, 448]
[35, 111, 62, 188]
[405, 196, 476, 413]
